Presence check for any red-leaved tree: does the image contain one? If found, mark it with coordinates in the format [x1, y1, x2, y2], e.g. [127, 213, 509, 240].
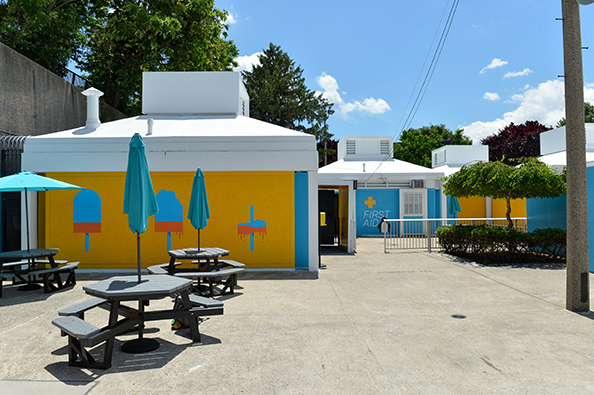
[481, 121, 552, 164]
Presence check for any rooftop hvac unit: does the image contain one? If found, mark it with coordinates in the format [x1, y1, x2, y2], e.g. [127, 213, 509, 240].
[410, 179, 424, 189]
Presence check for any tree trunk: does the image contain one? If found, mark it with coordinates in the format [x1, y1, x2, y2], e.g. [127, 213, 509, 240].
[506, 194, 513, 229]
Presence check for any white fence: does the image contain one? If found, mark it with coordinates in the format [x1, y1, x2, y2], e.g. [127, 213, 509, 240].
[382, 217, 528, 253]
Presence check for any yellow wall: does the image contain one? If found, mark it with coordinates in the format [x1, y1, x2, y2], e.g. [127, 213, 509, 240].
[492, 198, 526, 218]
[457, 196, 485, 218]
[457, 196, 526, 218]
[43, 171, 295, 269]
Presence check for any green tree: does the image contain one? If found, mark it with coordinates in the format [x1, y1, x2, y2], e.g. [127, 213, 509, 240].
[556, 102, 594, 127]
[443, 158, 566, 228]
[393, 124, 472, 168]
[0, 0, 94, 74]
[82, 0, 238, 115]
[242, 43, 333, 140]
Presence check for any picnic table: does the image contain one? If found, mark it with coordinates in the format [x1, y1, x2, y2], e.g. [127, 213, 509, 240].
[0, 248, 75, 294]
[166, 247, 230, 273]
[53, 275, 223, 369]
[160, 247, 244, 296]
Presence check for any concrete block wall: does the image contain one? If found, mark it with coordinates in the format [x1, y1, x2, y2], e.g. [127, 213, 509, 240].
[0, 43, 125, 136]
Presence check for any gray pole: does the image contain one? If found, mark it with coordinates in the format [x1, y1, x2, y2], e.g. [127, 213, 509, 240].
[562, 0, 590, 312]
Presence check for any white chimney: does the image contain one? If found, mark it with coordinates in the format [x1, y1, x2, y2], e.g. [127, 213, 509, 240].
[81, 87, 104, 129]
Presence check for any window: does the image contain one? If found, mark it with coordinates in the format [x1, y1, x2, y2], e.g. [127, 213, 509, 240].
[403, 191, 424, 216]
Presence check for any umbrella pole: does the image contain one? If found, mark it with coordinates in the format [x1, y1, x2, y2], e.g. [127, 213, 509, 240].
[198, 229, 201, 252]
[25, 188, 30, 252]
[137, 232, 141, 283]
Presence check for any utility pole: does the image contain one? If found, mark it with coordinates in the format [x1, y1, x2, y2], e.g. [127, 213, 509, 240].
[562, 0, 590, 312]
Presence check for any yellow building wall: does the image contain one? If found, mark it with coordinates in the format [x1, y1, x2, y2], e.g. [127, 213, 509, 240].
[42, 171, 295, 269]
[457, 196, 485, 218]
[457, 196, 526, 219]
[491, 198, 526, 218]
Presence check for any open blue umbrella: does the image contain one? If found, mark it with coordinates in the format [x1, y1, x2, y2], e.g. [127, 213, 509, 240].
[188, 169, 210, 252]
[0, 172, 82, 251]
[123, 133, 159, 283]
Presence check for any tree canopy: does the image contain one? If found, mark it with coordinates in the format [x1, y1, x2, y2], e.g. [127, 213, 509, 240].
[0, 0, 94, 75]
[556, 102, 594, 127]
[82, 0, 238, 115]
[0, 0, 238, 115]
[480, 120, 552, 164]
[443, 158, 566, 228]
[242, 43, 333, 141]
[393, 124, 471, 168]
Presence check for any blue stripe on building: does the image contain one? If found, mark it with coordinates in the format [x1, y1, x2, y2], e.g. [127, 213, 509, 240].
[294, 172, 309, 269]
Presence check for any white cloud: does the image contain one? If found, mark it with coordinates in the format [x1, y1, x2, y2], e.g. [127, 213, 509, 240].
[226, 13, 237, 24]
[462, 80, 567, 142]
[233, 52, 262, 73]
[483, 92, 500, 101]
[504, 68, 533, 79]
[316, 72, 391, 116]
[480, 58, 508, 74]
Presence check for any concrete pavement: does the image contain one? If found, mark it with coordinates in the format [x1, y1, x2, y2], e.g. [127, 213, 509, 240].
[1, 237, 594, 394]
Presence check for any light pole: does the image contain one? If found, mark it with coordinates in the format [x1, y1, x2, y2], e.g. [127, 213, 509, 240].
[562, 0, 592, 312]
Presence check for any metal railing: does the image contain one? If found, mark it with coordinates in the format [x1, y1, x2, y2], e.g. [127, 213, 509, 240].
[382, 217, 528, 253]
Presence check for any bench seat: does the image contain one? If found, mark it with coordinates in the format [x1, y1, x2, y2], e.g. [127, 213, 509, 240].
[59, 297, 109, 319]
[147, 262, 180, 275]
[175, 268, 243, 296]
[29, 261, 79, 293]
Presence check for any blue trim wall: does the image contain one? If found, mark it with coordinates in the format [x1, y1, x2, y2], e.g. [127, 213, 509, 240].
[526, 195, 567, 232]
[356, 189, 399, 236]
[294, 172, 308, 269]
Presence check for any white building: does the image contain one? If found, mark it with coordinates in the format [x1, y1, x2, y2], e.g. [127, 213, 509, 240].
[21, 72, 319, 271]
[318, 136, 445, 253]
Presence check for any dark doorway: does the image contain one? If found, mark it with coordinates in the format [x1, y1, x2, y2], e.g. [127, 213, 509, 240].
[319, 189, 338, 245]
[0, 136, 26, 252]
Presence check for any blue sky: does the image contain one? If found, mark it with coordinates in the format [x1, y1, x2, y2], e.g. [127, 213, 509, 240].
[217, 0, 594, 144]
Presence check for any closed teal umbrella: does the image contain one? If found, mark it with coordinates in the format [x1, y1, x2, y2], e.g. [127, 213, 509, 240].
[188, 169, 210, 252]
[123, 133, 159, 283]
[447, 196, 461, 217]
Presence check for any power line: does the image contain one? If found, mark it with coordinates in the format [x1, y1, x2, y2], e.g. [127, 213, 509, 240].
[395, 0, 460, 141]
[364, 0, 460, 184]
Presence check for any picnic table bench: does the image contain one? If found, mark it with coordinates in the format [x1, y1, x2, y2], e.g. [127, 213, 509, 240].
[1, 260, 78, 296]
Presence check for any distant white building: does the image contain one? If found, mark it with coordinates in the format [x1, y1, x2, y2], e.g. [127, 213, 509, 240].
[318, 136, 445, 253]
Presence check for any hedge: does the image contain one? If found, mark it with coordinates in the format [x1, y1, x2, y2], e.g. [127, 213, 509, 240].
[436, 225, 566, 264]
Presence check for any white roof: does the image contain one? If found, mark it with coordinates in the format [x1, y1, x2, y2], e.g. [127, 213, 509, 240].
[23, 114, 317, 173]
[539, 150, 594, 169]
[318, 158, 444, 184]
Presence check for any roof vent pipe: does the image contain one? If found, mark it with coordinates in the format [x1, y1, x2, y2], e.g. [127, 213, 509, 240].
[363, 163, 366, 172]
[147, 118, 153, 135]
[81, 87, 104, 129]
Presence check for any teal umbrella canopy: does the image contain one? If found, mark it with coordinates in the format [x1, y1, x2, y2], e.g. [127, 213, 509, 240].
[188, 169, 210, 250]
[447, 196, 461, 217]
[0, 172, 82, 251]
[0, 171, 82, 192]
[123, 134, 159, 234]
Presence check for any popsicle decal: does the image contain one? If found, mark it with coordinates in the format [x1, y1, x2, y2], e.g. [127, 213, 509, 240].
[155, 190, 183, 250]
[238, 205, 267, 252]
[73, 189, 101, 252]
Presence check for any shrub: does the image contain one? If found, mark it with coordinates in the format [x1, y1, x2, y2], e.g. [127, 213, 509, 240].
[436, 225, 566, 264]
